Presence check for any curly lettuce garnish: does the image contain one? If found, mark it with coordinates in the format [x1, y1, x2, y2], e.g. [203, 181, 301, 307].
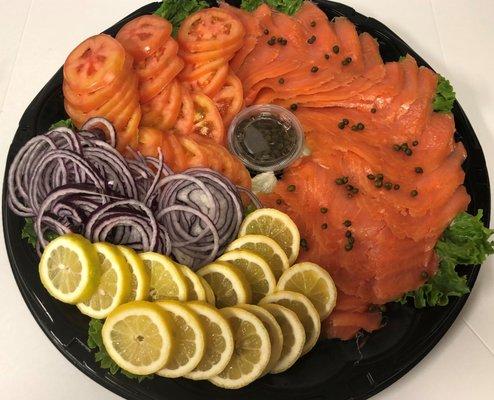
[433, 75, 456, 113]
[87, 319, 153, 382]
[400, 211, 493, 308]
[154, 0, 209, 36]
[241, 0, 303, 15]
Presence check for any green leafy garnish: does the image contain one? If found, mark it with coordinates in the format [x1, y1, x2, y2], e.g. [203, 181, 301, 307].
[49, 118, 74, 130]
[400, 211, 493, 308]
[241, 0, 303, 15]
[436, 210, 494, 264]
[87, 319, 154, 382]
[21, 218, 38, 248]
[433, 75, 456, 113]
[154, 0, 209, 36]
[21, 218, 59, 248]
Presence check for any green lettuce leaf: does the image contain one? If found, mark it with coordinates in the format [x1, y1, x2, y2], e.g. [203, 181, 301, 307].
[21, 218, 38, 248]
[436, 210, 494, 265]
[21, 218, 59, 248]
[87, 319, 153, 382]
[154, 0, 209, 36]
[241, 0, 303, 15]
[49, 118, 74, 130]
[433, 75, 456, 113]
[400, 211, 493, 308]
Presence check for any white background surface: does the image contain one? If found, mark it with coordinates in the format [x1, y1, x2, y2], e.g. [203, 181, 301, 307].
[0, 0, 493, 399]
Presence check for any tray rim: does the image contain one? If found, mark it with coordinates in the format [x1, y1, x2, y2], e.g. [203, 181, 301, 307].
[2, 1, 491, 399]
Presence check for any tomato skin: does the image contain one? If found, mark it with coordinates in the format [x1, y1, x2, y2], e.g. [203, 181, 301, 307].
[190, 93, 225, 145]
[64, 34, 126, 93]
[116, 15, 172, 62]
[213, 72, 244, 127]
[178, 9, 245, 53]
[139, 56, 184, 103]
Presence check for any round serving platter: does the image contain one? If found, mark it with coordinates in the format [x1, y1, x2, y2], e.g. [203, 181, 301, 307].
[2, 1, 490, 399]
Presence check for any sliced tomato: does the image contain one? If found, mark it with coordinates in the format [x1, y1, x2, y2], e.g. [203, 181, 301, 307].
[141, 79, 182, 131]
[139, 56, 184, 103]
[135, 38, 178, 80]
[116, 15, 171, 62]
[64, 73, 138, 130]
[180, 57, 227, 81]
[173, 85, 195, 135]
[191, 93, 225, 144]
[113, 99, 140, 133]
[178, 9, 245, 53]
[166, 132, 188, 171]
[137, 126, 163, 157]
[117, 107, 141, 152]
[64, 34, 126, 93]
[213, 72, 244, 127]
[187, 63, 229, 97]
[63, 54, 133, 112]
[178, 135, 209, 168]
[179, 40, 242, 64]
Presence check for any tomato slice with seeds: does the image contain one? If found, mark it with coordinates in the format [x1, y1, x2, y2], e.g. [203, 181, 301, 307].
[63, 54, 133, 112]
[191, 93, 225, 144]
[64, 34, 126, 93]
[139, 56, 184, 103]
[213, 72, 244, 127]
[173, 85, 194, 136]
[141, 79, 182, 131]
[116, 15, 172, 62]
[135, 38, 179, 80]
[178, 9, 245, 53]
[187, 63, 229, 97]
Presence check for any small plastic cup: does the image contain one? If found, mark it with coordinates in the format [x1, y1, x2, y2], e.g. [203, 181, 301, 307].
[227, 104, 305, 172]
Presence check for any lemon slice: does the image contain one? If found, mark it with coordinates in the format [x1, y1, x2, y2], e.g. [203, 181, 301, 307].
[77, 243, 131, 319]
[185, 301, 234, 380]
[197, 262, 251, 308]
[260, 303, 305, 374]
[277, 262, 337, 320]
[259, 291, 320, 355]
[209, 307, 271, 389]
[155, 300, 205, 378]
[239, 208, 300, 265]
[139, 252, 188, 301]
[218, 250, 276, 304]
[238, 304, 283, 376]
[39, 233, 100, 304]
[117, 246, 150, 302]
[226, 235, 289, 280]
[178, 264, 207, 301]
[102, 301, 173, 375]
[198, 275, 216, 306]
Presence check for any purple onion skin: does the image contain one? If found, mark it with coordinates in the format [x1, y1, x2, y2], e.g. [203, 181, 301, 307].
[8, 118, 261, 269]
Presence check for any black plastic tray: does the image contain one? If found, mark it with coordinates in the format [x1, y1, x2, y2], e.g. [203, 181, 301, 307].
[2, 1, 490, 399]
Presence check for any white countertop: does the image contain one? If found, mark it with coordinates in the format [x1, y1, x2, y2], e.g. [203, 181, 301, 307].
[0, 1, 493, 399]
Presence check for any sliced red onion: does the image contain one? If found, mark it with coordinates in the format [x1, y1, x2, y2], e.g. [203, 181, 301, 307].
[7, 118, 260, 269]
